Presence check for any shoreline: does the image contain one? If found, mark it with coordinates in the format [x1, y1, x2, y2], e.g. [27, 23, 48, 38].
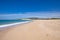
[0, 21, 32, 28]
[0, 20, 60, 40]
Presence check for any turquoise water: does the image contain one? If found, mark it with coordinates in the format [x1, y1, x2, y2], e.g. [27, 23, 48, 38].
[0, 20, 29, 25]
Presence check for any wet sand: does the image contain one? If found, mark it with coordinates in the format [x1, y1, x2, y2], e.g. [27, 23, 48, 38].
[0, 20, 60, 40]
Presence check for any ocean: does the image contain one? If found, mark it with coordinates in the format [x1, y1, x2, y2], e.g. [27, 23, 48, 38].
[0, 20, 31, 28]
[0, 20, 29, 25]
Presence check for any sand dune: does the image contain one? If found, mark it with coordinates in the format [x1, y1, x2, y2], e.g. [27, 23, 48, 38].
[0, 20, 60, 40]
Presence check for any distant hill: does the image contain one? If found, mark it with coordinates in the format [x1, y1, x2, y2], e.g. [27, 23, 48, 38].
[27, 17, 60, 20]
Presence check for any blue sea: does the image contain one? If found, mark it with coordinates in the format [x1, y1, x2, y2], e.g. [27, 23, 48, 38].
[0, 20, 29, 25]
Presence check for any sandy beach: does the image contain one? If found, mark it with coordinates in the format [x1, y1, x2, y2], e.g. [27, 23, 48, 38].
[0, 20, 60, 40]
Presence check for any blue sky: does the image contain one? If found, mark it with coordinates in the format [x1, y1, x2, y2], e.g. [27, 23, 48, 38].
[0, 0, 60, 20]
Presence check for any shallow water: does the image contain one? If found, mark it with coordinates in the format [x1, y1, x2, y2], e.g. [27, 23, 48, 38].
[0, 20, 29, 25]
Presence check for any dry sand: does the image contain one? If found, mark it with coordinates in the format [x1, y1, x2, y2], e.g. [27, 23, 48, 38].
[0, 20, 60, 40]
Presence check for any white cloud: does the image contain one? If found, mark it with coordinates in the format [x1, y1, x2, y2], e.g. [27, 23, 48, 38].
[0, 12, 60, 20]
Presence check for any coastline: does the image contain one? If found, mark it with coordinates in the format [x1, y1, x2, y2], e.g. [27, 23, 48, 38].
[0, 20, 60, 40]
[0, 21, 32, 29]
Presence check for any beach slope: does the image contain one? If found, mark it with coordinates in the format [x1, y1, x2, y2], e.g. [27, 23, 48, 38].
[0, 20, 60, 40]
